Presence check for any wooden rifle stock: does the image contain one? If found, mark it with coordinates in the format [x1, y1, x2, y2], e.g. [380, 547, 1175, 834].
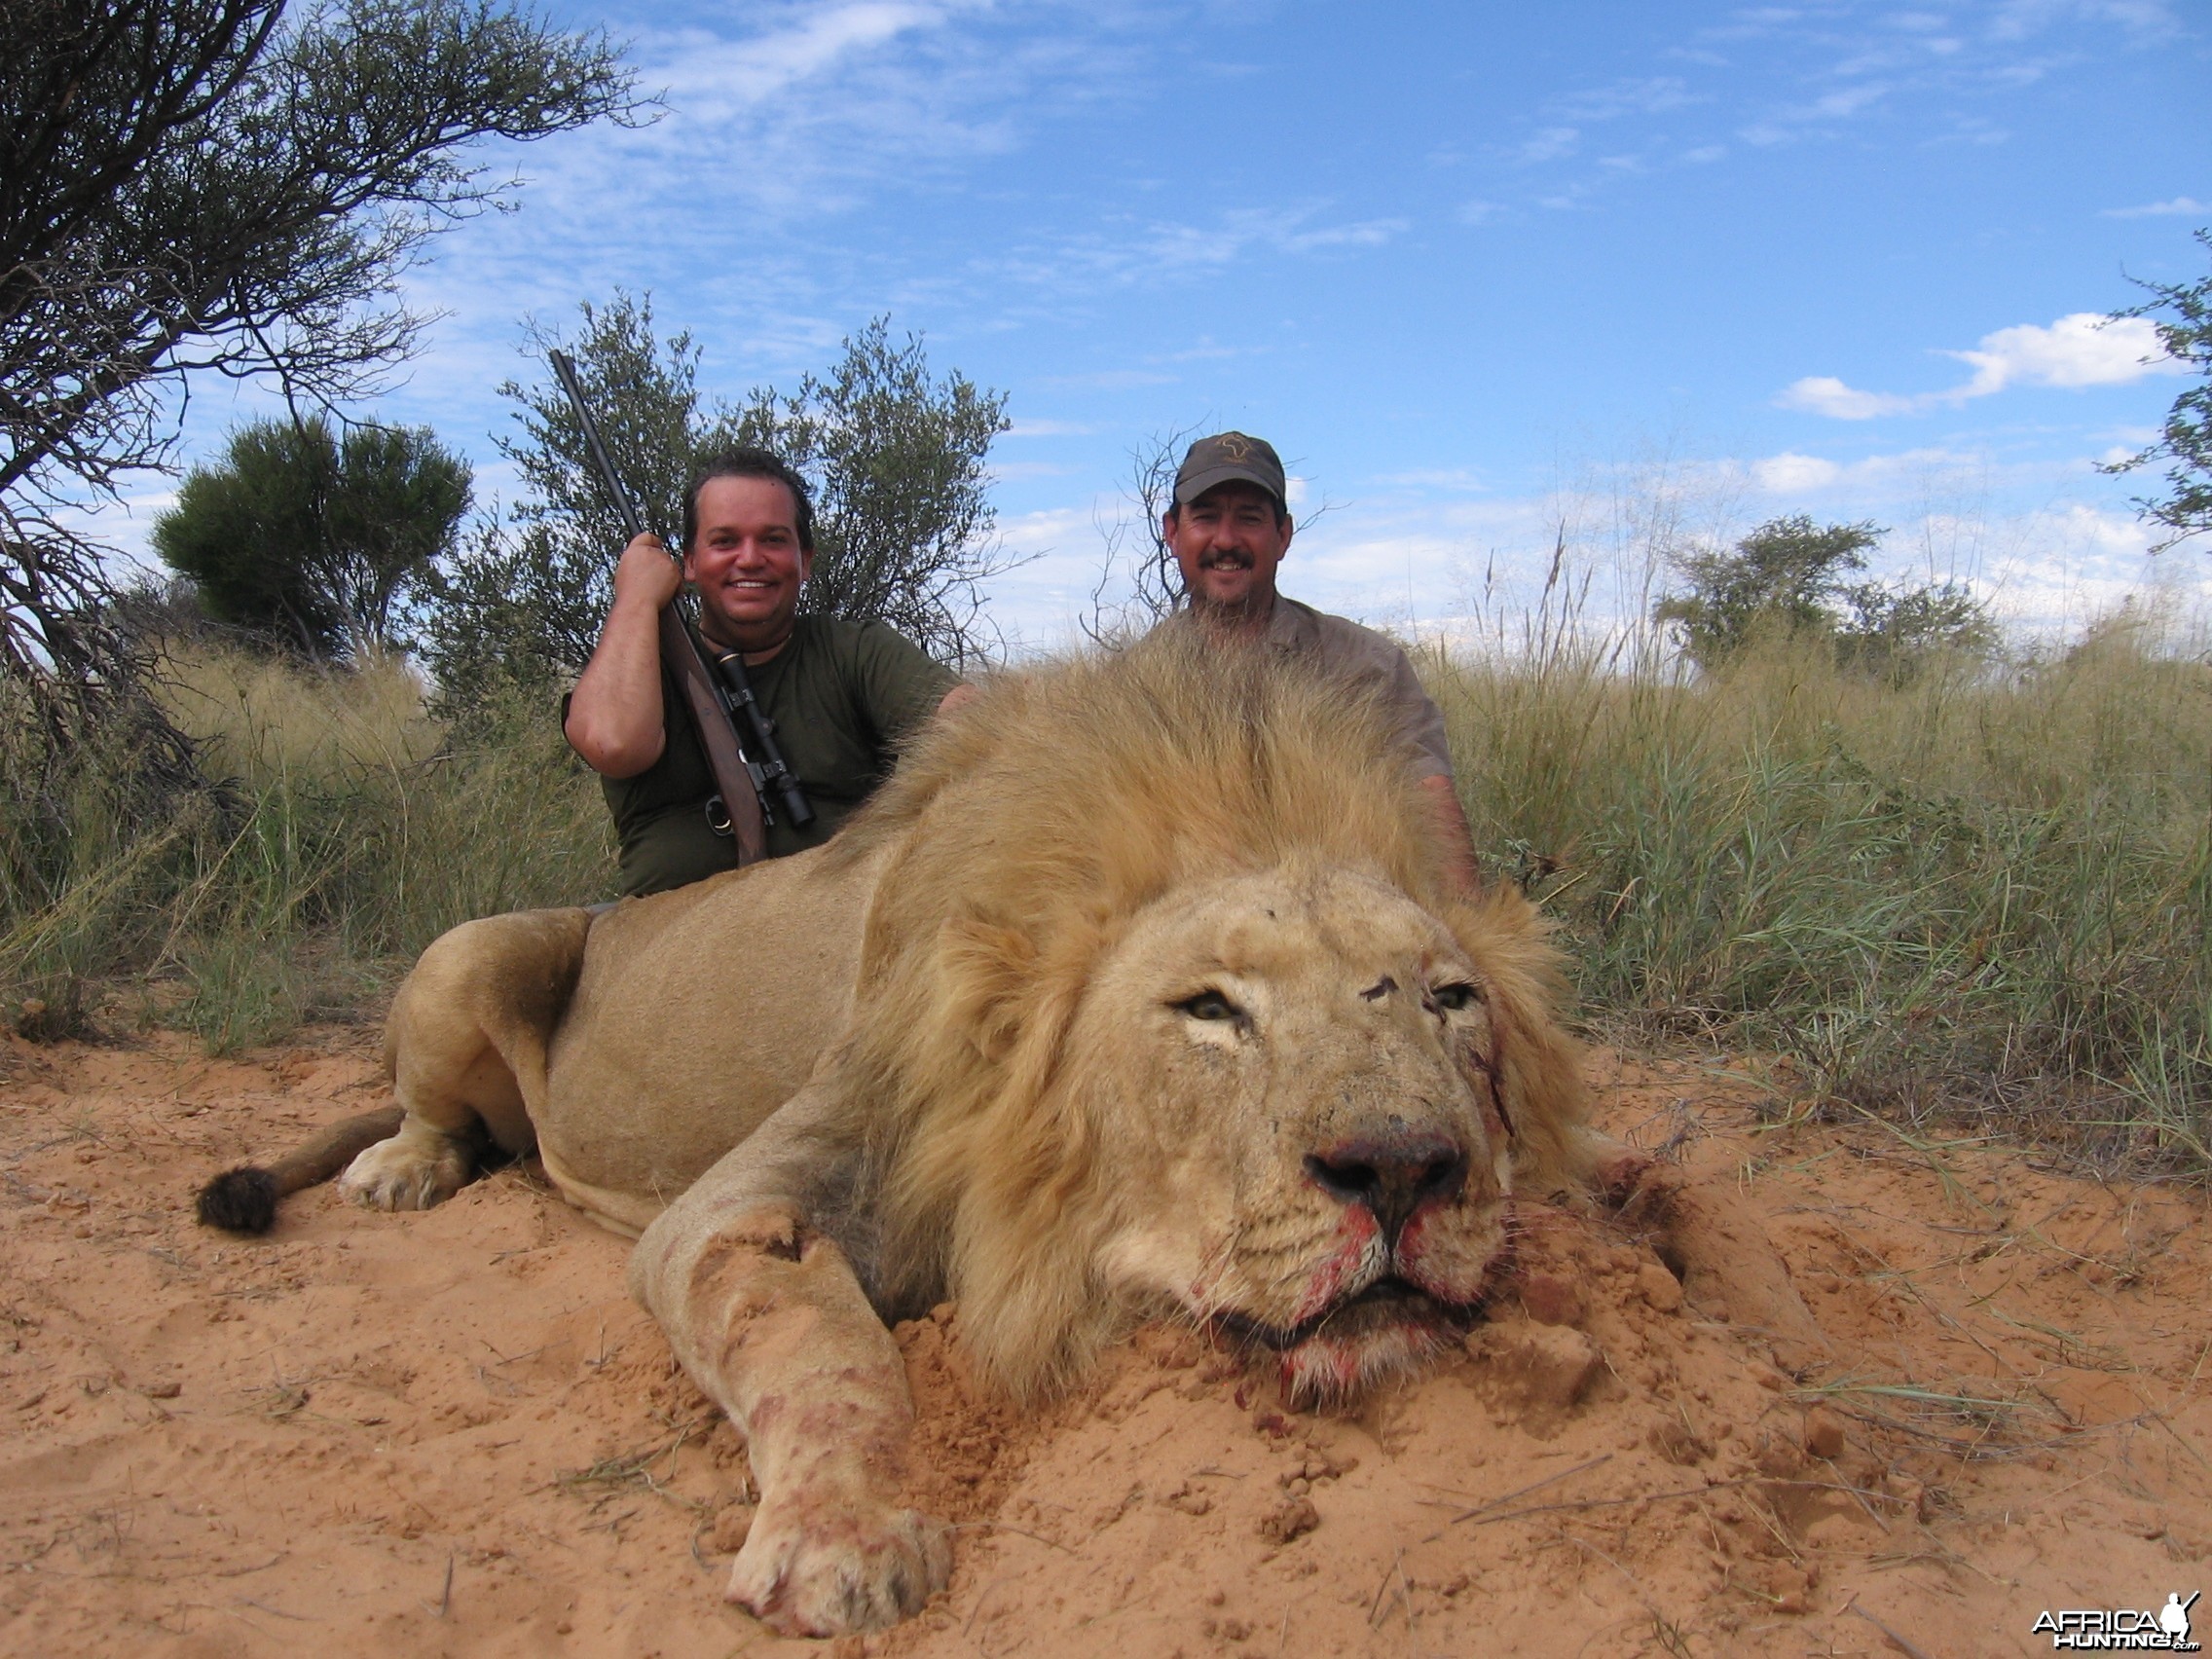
[549, 350, 769, 866]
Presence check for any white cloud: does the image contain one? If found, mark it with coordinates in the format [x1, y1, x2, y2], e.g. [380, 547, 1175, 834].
[1775, 376, 1922, 419]
[1988, 1, 2182, 46]
[1556, 77, 1696, 121]
[1973, 501, 2204, 637]
[2101, 196, 2209, 218]
[1283, 217, 1410, 250]
[986, 460, 1073, 484]
[656, 4, 957, 115]
[1947, 313, 2175, 394]
[1009, 202, 1411, 292]
[1777, 313, 2179, 419]
[1805, 82, 1889, 119]
[1375, 468, 1490, 493]
[1039, 367, 1177, 389]
[1729, 445, 1984, 497]
[1750, 452, 1844, 492]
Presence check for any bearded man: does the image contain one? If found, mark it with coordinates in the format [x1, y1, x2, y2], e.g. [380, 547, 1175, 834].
[564, 448, 969, 896]
[1160, 431, 1481, 891]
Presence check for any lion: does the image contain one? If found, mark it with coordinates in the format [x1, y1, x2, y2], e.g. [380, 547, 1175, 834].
[200, 634, 1642, 1637]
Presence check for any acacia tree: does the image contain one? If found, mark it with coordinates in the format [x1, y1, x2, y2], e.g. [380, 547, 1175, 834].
[153, 414, 470, 658]
[420, 296, 1013, 711]
[1655, 515, 1992, 678]
[0, 0, 637, 746]
[2104, 227, 2212, 552]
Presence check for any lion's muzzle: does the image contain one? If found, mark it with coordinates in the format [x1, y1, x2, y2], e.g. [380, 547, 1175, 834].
[1303, 1126, 1468, 1244]
[1205, 1121, 1511, 1401]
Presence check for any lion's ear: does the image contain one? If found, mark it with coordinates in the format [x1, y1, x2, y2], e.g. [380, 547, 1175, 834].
[936, 917, 1038, 1063]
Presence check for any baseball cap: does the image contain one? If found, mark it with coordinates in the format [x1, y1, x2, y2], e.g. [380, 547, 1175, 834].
[1172, 431, 1287, 511]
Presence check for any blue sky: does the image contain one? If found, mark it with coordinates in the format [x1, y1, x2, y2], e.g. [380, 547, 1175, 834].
[97, 0, 2212, 647]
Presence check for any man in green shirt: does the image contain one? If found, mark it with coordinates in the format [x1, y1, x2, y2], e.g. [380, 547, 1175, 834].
[564, 448, 967, 896]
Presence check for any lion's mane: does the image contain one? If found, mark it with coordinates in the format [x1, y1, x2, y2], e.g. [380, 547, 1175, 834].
[824, 631, 1590, 1400]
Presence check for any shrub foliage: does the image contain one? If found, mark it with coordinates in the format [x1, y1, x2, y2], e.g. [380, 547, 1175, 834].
[154, 415, 470, 659]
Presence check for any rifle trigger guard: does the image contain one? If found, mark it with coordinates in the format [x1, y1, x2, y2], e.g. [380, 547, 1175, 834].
[705, 794, 734, 838]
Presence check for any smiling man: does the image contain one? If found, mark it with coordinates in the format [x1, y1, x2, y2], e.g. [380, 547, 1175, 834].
[1160, 431, 1481, 891]
[564, 449, 965, 896]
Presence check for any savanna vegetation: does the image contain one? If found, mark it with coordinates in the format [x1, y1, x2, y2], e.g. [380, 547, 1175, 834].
[5, 582, 2204, 1180]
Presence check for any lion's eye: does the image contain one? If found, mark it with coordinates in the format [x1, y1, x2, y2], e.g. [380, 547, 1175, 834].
[1431, 982, 1481, 1013]
[1176, 989, 1242, 1022]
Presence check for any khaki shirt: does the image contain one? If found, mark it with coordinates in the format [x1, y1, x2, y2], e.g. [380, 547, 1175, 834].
[1167, 597, 1455, 780]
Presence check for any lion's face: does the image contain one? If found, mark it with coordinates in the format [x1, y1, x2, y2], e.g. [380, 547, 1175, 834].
[1070, 865, 1519, 1400]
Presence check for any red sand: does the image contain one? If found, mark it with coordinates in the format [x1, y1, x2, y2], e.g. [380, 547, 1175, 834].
[3, 1025, 2207, 1657]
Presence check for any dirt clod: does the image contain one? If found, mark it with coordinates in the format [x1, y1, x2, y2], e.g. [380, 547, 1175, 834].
[1493, 1321, 1604, 1408]
[1802, 1403, 1847, 1460]
[1517, 1269, 1584, 1326]
[1635, 1260, 1685, 1312]
[708, 1503, 755, 1554]
[1257, 1493, 1319, 1544]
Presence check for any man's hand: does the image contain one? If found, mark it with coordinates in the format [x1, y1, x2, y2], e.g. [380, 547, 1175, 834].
[612, 534, 684, 612]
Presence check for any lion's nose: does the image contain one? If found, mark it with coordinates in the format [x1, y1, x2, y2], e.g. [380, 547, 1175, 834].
[1304, 1130, 1467, 1239]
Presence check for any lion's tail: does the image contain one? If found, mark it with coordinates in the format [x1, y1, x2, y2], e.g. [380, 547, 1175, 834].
[194, 906, 600, 1235]
[195, 1105, 408, 1234]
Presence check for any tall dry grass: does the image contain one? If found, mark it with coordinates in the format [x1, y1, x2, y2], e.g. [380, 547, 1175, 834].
[5, 611, 2206, 1170]
[0, 646, 611, 1051]
[1427, 602, 2212, 1169]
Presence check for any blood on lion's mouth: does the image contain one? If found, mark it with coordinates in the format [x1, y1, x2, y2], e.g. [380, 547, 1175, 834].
[1211, 1273, 1484, 1354]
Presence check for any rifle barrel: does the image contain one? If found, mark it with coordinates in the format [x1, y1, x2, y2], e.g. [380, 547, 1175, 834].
[547, 351, 646, 543]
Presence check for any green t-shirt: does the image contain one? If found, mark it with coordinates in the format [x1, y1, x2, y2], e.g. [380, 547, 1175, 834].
[599, 615, 958, 896]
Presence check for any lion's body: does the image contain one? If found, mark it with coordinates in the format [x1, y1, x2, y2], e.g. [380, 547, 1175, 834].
[544, 844, 877, 1230]
[334, 635, 1614, 1635]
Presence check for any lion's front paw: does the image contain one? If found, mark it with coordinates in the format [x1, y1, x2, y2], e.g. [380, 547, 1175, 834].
[725, 1492, 949, 1637]
[336, 1124, 470, 1212]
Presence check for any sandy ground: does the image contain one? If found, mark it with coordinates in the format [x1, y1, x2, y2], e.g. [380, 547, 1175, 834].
[2, 1025, 2208, 1659]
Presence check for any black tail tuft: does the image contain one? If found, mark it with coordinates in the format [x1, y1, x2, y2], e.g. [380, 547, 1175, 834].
[196, 1166, 280, 1234]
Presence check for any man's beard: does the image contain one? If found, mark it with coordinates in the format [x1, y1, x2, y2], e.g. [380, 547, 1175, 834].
[1189, 554, 1271, 627]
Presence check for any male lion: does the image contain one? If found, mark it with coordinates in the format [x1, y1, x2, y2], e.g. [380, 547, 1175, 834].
[204, 637, 1628, 1637]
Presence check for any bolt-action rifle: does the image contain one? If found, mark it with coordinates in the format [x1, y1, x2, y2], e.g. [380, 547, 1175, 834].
[548, 351, 814, 865]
